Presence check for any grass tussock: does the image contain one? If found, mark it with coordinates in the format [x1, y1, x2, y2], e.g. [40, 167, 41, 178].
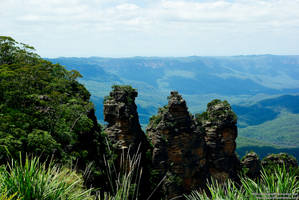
[185, 165, 299, 200]
[0, 156, 94, 200]
[101, 144, 165, 200]
[102, 145, 143, 200]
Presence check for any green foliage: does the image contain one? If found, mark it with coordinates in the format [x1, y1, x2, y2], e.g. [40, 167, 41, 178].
[27, 129, 59, 155]
[185, 165, 299, 200]
[195, 99, 237, 125]
[103, 96, 113, 103]
[149, 115, 162, 129]
[195, 112, 208, 122]
[167, 174, 183, 187]
[0, 156, 94, 200]
[0, 189, 18, 200]
[0, 36, 107, 190]
[102, 146, 165, 200]
[112, 85, 137, 104]
[207, 99, 222, 108]
[103, 147, 143, 200]
[207, 99, 237, 123]
[111, 85, 136, 93]
[0, 36, 39, 65]
[261, 153, 299, 177]
[149, 105, 168, 129]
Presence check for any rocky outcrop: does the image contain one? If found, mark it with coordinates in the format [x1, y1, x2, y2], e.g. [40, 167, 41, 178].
[147, 91, 207, 199]
[103, 85, 148, 153]
[199, 99, 240, 183]
[262, 153, 298, 169]
[241, 152, 261, 179]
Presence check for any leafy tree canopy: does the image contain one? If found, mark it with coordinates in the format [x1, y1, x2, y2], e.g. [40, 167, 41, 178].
[0, 36, 106, 187]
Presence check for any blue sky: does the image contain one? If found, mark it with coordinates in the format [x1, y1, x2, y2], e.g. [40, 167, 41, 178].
[1, 0, 299, 57]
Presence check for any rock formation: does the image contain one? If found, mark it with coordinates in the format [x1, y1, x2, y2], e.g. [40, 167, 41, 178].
[262, 153, 298, 169]
[241, 152, 262, 179]
[103, 87, 241, 199]
[199, 99, 240, 183]
[147, 91, 207, 199]
[103, 85, 148, 153]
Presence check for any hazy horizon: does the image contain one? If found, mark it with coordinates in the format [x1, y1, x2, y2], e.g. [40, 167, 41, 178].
[45, 54, 299, 59]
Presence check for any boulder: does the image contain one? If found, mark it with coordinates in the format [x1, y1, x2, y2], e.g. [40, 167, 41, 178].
[241, 152, 262, 179]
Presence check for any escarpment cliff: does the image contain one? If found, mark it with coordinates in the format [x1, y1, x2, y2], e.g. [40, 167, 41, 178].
[103, 86, 240, 199]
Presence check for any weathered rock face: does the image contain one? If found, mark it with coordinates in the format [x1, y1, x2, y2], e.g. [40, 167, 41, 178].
[241, 152, 261, 179]
[262, 153, 298, 169]
[147, 91, 207, 199]
[199, 99, 240, 183]
[103, 85, 148, 153]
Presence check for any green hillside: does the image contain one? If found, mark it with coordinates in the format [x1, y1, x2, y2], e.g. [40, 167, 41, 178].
[238, 111, 299, 147]
[236, 136, 299, 161]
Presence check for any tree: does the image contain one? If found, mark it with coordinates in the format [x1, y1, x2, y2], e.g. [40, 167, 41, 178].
[0, 36, 107, 189]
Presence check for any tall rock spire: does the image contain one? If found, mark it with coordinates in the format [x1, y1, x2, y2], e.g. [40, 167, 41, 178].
[199, 99, 240, 183]
[147, 91, 207, 199]
[103, 85, 148, 152]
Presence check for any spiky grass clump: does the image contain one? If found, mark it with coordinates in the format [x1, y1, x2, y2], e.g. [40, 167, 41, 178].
[103, 146, 143, 200]
[241, 165, 298, 199]
[0, 156, 94, 200]
[102, 144, 164, 200]
[185, 179, 244, 200]
[185, 165, 299, 200]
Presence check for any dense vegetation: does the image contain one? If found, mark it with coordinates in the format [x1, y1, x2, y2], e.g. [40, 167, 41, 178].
[0, 36, 106, 189]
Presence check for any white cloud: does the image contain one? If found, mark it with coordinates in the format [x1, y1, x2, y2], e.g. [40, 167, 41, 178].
[1, 0, 299, 57]
[116, 3, 139, 10]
